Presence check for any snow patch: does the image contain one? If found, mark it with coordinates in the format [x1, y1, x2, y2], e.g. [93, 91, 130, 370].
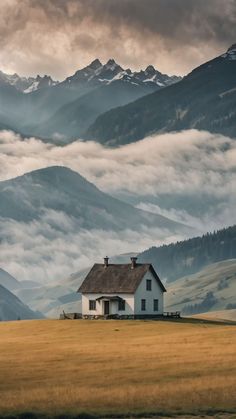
[23, 81, 40, 93]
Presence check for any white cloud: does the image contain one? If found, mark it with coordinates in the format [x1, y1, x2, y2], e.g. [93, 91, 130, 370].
[0, 211, 183, 283]
[0, 129, 235, 199]
[0, 129, 235, 283]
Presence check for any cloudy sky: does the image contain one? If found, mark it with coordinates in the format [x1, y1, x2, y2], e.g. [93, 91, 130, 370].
[1, 0, 236, 78]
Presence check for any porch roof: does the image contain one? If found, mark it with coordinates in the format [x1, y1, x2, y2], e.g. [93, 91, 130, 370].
[96, 295, 124, 302]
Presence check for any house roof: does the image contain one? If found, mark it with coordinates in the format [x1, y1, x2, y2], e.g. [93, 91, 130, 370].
[77, 263, 166, 294]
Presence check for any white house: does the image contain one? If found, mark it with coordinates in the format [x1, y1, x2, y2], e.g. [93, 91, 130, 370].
[78, 257, 166, 318]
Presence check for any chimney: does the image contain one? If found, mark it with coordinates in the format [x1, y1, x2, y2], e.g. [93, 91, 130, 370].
[104, 256, 109, 268]
[131, 257, 138, 269]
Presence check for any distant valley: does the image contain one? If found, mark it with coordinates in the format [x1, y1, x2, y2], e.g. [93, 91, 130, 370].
[1, 225, 236, 320]
[0, 59, 180, 143]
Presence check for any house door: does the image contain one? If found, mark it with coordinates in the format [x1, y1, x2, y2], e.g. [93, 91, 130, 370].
[104, 301, 110, 315]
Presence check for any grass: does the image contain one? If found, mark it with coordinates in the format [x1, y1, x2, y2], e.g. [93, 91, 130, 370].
[0, 319, 235, 417]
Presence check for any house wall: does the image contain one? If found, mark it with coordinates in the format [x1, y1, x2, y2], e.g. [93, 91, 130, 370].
[134, 271, 164, 315]
[81, 293, 134, 316]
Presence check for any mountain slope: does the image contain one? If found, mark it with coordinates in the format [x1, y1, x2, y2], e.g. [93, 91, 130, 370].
[0, 59, 181, 137]
[15, 270, 85, 318]
[0, 166, 188, 233]
[0, 70, 58, 93]
[0, 268, 20, 291]
[165, 259, 236, 315]
[23, 60, 180, 139]
[32, 80, 157, 141]
[139, 225, 236, 282]
[0, 284, 43, 321]
[85, 44, 236, 145]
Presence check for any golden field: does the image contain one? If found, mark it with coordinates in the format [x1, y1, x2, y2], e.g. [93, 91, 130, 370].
[0, 319, 236, 417]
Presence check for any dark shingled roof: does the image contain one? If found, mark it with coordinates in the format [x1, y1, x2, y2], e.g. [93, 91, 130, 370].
[78, 263, 166, 294]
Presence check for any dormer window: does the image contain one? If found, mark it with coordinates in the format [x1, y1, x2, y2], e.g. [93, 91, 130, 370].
[146, 279, 152, 291]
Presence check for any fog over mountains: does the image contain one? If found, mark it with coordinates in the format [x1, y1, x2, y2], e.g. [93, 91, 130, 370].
[0, 43, 236, 311]
[0, 165, 191, 284]
[1, 45, 236, 146]
[0, 59, 180, 143]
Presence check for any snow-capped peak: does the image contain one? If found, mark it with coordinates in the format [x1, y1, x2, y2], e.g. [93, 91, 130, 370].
[23, 75, 58, 93]
[0, 69, 58, 93]
[227, 44, 236, 53]
[221, 44, 236, 61]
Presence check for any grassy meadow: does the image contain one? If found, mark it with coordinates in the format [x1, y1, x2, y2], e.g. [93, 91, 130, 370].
[0, 319, 236, 417]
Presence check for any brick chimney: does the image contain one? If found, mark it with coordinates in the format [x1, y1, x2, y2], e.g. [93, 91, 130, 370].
[104, 256, 109, 268]
[131, 257, 138, 269]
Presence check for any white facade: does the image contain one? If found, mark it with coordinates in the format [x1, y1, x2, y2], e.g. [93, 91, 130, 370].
[81, 269, 164, 317]
[134, 271, 164, 315]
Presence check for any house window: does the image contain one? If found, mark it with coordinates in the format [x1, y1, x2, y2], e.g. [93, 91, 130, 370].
[89, 300, 96, 310]
[118, 299, 126, 311]
[153, 299, 159, 312]
[141, 299, 146, 311]
[146, 279, 152, 291]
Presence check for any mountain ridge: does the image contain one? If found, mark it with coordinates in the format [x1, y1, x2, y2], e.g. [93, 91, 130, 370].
[0, 283, 43, 321]
[139, 225, 236, 282]
[0, 59, 181, 140]
[85, 44, 236, 145]
[0, 165, 188, 232]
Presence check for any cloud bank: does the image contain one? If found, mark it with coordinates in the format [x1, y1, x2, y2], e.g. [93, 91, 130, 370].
[0, 211, 182, 284]
[1, 0, 236, 77]
[0, 129, 235, 199]
[0, 128, 235, 283]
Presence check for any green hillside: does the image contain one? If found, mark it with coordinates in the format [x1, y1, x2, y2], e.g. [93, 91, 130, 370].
[166, 259, 236, 315]
[139, 225, 236, 282]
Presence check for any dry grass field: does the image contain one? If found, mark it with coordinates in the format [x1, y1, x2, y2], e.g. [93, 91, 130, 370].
[0, 319, 236, 417]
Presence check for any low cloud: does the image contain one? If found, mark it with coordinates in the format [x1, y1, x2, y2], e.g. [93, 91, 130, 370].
[0, 211, 183, 283]
[0, 129, 235, 199]
[0, 129, 235, 283]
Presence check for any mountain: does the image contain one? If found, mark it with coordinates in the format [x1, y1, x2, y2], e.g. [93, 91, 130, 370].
[139, 225, 236, 282]
[0, 70, 58, 93]
[165, 259, 236, 315]
[31, 80, 158, 141]
[0, 60, 181, 138]
[61, 58, 181, 90]
[85, 44, 236, 145]
[14, 269, 86, 318]
[0, 283, 43, 321]
[0, 268, 20, 291]
[23, 59, 180, 140]
[23, 75, 58, 93]
[0, 166, 187, 232]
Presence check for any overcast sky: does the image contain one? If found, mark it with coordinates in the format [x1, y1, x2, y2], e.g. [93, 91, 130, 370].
[1, 0, 236, 79]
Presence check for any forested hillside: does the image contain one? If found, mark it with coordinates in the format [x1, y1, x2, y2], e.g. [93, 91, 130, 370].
[139, 225, 236, 282]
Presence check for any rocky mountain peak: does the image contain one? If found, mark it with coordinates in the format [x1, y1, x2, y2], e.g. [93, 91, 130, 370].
[105, 58, 117, 67]
[221, 44, 236, 61]
[88, 59, 103, 70]
[145, 65, 156, 74]
[227, 43, 236, 52]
